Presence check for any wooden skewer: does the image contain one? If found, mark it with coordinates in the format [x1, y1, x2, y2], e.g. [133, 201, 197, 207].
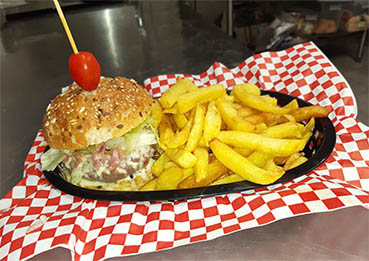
[52, 0, 78, 54]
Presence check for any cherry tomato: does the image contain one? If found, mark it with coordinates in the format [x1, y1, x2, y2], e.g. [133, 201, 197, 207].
[69, 51, 101, 91]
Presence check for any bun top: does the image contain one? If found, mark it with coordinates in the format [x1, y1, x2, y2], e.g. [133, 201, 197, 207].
[42, 77, 153, 150]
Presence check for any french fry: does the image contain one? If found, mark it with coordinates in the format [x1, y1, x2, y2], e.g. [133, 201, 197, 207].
[164, 161, 178, 170]
[236, 106, 257, 118]
[185, 104, 205, 152]
[260, 95, 278, 106]
[166, 125, 191, 149]
[233, 85, 291, 114]
[156, 167, 184, 190]
[177, 84, 226, 113]
[178, 159, 228, 189]
[159, 77, 198, 108]
[233, 147, 254, 157]
[247, 151, 272, 168]
[216, 98, 254, 132]
[198, 136, 208, 148]
[284, 99, 299, 110]
[255, 123, 267, 133]
[231, 83, 261, 96]
[173, 113, 188, 129]
[284, 153, 308, 170]
[264, 158, 284, 172]
[290, 106, 330, 122]
[152, 101, 163, 128]
[211, 174, 244, 185]
[262, 122, 302, 139]
[194, 148, 209, 182]
[303, 118, 315, 134]
[152, 153, 169, 177]
[140, 178, 158, 191]
[203, 101, 221, 145]
[163, 105, 178, 114]
[210, 139, 284, 185]
[218, 131, 306, 157]
[165, 148, 197, 168]
[159, 115, 174, 148]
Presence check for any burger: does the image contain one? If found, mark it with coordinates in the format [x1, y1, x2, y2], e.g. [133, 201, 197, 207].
[41, 76, 159, 190]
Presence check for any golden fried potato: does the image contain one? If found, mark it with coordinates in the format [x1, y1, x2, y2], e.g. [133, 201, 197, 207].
[216, 98, 254, 132]
[178, 159, 228, 189]
[218, 131, 306, 157]
[210, 139, 284, 185]
[194, 148, 209, 182]
[177, 84, 226, 113]
[173, 113, 188, 129]
[211, 174, 244, 185]
[233, 85, 291, 114]
[156, 167, 184, 190]
[152, 153, 169, 177]
[152, 101, 163, 128]
[140, 178, 158, 191]
[185, 104, 205, 152]
[165, 148, 197, 168]
[290, 106, 330, 122]
[203, 101, 221, 145]
[262, 122, 302, 139]
[159, 77, 198, 108]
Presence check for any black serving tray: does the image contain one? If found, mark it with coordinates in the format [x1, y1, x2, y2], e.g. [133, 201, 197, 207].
[43, 90, 336, 201]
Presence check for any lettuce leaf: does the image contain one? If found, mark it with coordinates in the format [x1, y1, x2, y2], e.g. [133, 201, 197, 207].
[41, 148, 66, 171]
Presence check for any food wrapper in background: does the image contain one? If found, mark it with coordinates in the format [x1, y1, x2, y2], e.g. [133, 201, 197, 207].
[0, 42, 368, 261]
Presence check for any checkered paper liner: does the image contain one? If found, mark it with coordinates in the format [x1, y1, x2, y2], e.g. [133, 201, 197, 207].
[1, 42, 368, 261]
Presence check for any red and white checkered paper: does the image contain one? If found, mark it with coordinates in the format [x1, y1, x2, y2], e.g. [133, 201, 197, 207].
[1, 42, 368, 261]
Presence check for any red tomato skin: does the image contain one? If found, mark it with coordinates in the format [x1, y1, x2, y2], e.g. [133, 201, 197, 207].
[69, 52, 101, 91]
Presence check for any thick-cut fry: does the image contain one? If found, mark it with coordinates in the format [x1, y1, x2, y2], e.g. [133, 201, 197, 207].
[203, 101, 221, 144]
[218, 131, 306, 157]
[247, 151, 272, 168]
[152, 153, 169, 177]
[284, 153, 308, 170]
[211, 174, 244, 185]
[159, 77, 198, 108]
[177, 84, 226, 113]
[262, 122, 302, 138]
[156, 167, 184, 190]
[164, 161, 178, 170]
[210, 139, 284, 185]
[194, 148, 209, 182]
[198, 136, 207, 147]
[264, 158, 284, 172]
[185, 104, 205, 152]
[159, 115, 174, 148]
[165, 148, 197, 168]
[216, 99, 254, 132]
[231, 83, 261, 96]
[163, 105, 178, 114]
[255, 123, 267, 133]
[290, 106, 330, 122]
[260, 95, 278, 106]
[173, 113, 188, 129]
[152, 101, 163, 128]
[303, 118, 315, 134]
[236, 106, 257, 117]
[178, 159, 228, 189]
[233, 147, 253, 157]
[284, 99, 299, 110]
[166, 125, 191, 149]
[140, 178, 157, 191]
[233, 85, 291, 114]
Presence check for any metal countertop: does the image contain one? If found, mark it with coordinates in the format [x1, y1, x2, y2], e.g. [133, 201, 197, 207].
[1, 1, 368, 260]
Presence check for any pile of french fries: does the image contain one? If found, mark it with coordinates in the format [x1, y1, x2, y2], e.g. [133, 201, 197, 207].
[141, 78, 330, 191]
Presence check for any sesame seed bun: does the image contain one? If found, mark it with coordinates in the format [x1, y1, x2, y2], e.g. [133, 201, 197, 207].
[42, 77, 153, 150]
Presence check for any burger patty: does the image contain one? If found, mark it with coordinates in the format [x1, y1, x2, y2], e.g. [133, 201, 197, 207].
[64, 144, 160, 183]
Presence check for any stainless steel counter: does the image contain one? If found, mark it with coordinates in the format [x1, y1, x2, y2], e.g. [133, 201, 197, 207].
[1, 1, 368, 260]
